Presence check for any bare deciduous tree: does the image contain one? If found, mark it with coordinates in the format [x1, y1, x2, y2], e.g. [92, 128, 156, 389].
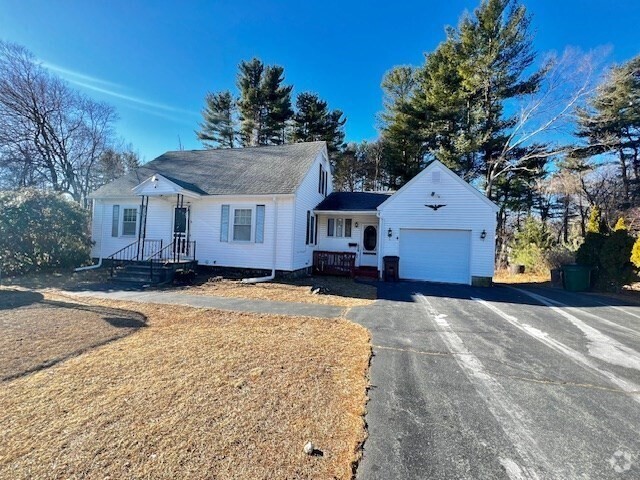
[0, 41, 120, 204]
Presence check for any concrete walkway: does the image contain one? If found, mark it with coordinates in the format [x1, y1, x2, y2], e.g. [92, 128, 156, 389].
[65, 289, 346, 318]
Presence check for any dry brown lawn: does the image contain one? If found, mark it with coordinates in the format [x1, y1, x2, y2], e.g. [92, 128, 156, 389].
[181, 275, 377, 308]
[0, 293, 371, 480]
[1, 268, 109, 291]
[0, 288, 145, 381]
[493, 269, 551, 285]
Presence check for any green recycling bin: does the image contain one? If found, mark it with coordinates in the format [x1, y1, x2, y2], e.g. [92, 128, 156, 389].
[562, 264, 591, 292]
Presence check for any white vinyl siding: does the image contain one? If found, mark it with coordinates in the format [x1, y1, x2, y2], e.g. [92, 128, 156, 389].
[92, 196, 294, 271]
[292, 148, 332, 270]
[190, 196, 295, 271]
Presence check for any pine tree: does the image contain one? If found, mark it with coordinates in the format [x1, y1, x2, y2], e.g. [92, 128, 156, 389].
[261, 65, 293, 145]
[196, 91, 236, 148]
[576, 55, 640, 206]
[292, 92, 346, 154]
[236, 58, 265, 146]
[379, 66, 424, 188]
[236, 58, 293, 146]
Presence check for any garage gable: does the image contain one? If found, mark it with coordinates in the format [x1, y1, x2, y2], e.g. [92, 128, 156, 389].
[378, 160, 498, 214]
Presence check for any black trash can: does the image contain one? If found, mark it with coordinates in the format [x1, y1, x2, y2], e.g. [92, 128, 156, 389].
[383, 256, 400, 282]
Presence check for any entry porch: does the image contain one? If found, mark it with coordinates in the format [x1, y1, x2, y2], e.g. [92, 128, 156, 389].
[312, 212, 381, 279]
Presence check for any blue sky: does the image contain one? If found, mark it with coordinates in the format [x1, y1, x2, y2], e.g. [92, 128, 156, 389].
[1, 0, 638, 162]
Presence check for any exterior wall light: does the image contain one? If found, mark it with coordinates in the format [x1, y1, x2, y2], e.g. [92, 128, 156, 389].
[388, 228, 393, 239]
[480, 229, 487, 240]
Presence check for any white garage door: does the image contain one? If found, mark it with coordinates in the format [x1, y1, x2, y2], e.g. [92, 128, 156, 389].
[399, 229, 471, 284]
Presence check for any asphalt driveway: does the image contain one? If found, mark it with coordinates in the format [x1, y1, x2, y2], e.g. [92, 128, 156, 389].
[349, 282, 640, 479]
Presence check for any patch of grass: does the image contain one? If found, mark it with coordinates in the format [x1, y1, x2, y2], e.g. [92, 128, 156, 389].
[493, 269, 551, 285]
[0, 268, 110, 291]
[0, 294, 371, 479]
[182, 275, 377, 307]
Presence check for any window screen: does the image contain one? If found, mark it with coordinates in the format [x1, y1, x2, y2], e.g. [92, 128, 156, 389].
[233, 208, 252, 241]
[122, 208, 137, 236]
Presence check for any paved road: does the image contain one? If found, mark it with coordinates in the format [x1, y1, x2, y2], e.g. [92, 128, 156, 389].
[349, 282, 640, 479]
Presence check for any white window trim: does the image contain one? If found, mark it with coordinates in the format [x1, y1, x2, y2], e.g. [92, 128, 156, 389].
[120, 206, 138, 237]
[327, 217, 352, 238]
[231, 205, 255, 243]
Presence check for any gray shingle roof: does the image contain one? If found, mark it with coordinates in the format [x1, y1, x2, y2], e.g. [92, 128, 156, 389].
[91, 141, 326, 198]
[315, 192, 391, 211]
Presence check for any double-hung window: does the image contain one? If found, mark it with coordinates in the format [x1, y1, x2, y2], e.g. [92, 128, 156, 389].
[122, 208, 137, 236]
[327, 217, 352, 238]
[233, 208, 252, 241]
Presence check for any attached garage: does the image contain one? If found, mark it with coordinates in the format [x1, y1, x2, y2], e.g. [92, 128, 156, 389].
[377, 160, 498, 286]
[399, 229, 471, 284]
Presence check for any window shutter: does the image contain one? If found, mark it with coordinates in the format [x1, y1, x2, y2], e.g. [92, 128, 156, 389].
[315, 216, 319, 244]
[310, 216, 315, 245]
[318, 164, 323, 193]
[306, 210, 311, 245]
[111, 205, 120, 237]
[327, 218, 334, 237]
[220, 204, 230, 242]
[255, 205, 265, 243]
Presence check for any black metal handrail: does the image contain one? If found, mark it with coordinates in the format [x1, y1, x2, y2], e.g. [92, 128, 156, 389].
[108, 239, 162, 277]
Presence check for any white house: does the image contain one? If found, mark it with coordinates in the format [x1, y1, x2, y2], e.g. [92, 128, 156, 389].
[90, 141, 497, 285]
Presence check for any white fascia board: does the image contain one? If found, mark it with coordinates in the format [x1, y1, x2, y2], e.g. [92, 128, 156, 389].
[132, 173, 202, 198]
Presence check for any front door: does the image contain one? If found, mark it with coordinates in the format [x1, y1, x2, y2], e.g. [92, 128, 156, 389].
[173, 205, 190, 258]
[360, 224, 378, 267]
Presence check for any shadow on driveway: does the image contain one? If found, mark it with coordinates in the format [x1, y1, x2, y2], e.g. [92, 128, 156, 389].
[370, 280, 640, 310]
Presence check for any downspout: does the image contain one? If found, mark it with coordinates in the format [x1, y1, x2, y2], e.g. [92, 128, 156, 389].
[75, 200, 106, 272]
[242, 195, 278, 284]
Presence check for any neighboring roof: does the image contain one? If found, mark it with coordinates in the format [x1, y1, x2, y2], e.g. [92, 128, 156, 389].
[315, 192, 392, 211]
[91, 141, 327, 198]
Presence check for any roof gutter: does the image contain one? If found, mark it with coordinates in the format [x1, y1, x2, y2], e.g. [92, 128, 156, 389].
[313, 210, 378, 215]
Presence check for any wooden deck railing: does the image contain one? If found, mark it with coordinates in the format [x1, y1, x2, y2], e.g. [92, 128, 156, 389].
[312, 251, 356, 277]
